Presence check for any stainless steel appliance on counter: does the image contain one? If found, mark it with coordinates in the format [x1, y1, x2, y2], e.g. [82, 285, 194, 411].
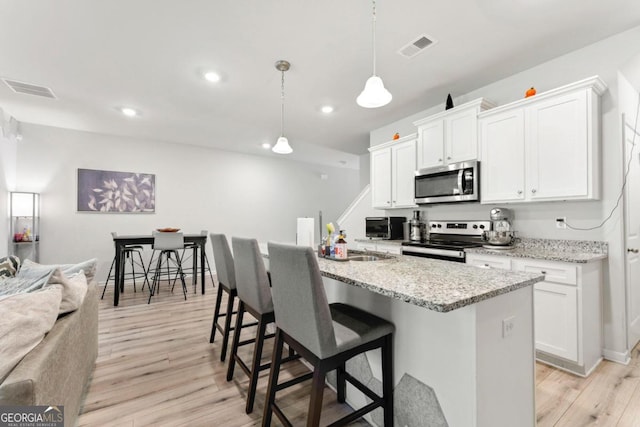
[401, 220, 490, 262]
[408, 210, 427, 242]
[483, 207, 516, 247]
[365, 216, 405, 240]
[414, 160, 479, 204]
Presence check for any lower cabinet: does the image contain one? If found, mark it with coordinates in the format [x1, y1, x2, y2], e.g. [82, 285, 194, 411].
[466, 253, 602, 376]
[355, 241, 402, 255]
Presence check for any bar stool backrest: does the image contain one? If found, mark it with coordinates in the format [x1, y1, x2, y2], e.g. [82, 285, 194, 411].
[152, 231, 184, 250]
[232, 237, 273, 315]
[210, 233, 236, 290]
[267, 242, 337, 359]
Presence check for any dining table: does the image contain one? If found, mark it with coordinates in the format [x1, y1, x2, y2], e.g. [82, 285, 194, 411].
[111, 233, 208, 306]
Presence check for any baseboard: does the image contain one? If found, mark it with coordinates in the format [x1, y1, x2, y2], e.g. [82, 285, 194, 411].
[602, 348, 631, 365]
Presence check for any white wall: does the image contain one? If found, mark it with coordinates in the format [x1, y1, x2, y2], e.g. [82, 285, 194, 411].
[0, 109, 18, 257]
[368, 25, 640, 359]
[14, 123, 361, 280]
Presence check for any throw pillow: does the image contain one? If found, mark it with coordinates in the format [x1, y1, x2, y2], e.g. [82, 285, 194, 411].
[20, 258, 98, 284]
[0, 286, 62, 382]
[0, 255, 20, 278]
[45, 269, 88, 315]
[15, 259, 58, 291]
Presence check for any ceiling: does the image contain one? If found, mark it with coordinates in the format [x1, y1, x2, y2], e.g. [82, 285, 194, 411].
[1, 0, 639, 168]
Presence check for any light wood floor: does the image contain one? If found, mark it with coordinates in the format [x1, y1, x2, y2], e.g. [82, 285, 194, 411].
[81, 279, 640, 427]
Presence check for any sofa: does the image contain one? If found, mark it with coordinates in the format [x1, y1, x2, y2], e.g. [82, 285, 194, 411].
[0, 259, 99, 427]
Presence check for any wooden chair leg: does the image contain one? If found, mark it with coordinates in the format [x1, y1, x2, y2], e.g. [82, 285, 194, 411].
[262, 328, 285, 427]
[246, 314, 268, 414]
[226, 301, 245, 382]
[336, 362, 347, 403]
[381, 334, 394, 427]
[220, 291, 236, 362]
[210, 286, 224, 343]
[307, 363, 327, 427]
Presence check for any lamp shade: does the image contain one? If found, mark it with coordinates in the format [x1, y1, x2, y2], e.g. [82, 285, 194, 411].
[272, 136, 293, 154]
[357, 75, 392, 108]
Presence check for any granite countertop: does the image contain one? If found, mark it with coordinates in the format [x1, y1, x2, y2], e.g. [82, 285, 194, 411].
[317, 251, 543, 313]
[354, 238, 404, 246]
[466, 238, 608, 263]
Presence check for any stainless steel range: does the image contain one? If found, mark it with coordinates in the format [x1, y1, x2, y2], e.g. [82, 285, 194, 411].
[401, 220, 490, 262]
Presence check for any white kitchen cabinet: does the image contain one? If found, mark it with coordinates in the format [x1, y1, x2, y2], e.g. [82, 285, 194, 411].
[466, 252, 603, 376]
[414, 98, 495, 170]
[369, 134, 417, 209]
[479, 76, 606, 204]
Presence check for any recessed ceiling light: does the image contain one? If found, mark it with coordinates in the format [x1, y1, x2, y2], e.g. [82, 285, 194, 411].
[261, 142, 271, 149]
[120, 107, 138, 117]
[204, 71, 221, 83]
[321, 106, 334, 114]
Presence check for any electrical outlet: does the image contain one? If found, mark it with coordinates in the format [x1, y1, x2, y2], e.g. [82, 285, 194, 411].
[556, 217, 567, 229]
[502, 316, 515, 338]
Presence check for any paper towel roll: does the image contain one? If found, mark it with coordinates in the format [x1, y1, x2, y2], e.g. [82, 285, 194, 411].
[296, 218, 315, 247]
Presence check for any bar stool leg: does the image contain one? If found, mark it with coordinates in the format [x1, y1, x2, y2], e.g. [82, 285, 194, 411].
[262, 329, 285, 427]
[382, 334, 394, 426]
[101, 257, 116, 299]
[245, 314, 268, 414]
[210, 286, 224, 343]
[220, 292, 236, 362]
[336, 362, 347, 403]
[308, 363, 327, 426]
[226, 301, 246, 381]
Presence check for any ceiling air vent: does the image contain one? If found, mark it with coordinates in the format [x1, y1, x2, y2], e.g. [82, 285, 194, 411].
[2, 78, 56, 98]
[398, 34, 437, 59]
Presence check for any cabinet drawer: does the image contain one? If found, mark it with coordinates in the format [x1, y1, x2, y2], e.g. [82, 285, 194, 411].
[513, 259, 577, 285]
[466, 254, 512, 270]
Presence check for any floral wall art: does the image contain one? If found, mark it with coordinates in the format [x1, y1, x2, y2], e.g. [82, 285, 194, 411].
[77, 168, 155, 213]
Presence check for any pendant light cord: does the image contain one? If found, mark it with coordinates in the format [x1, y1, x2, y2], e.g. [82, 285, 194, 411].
[280, 69, 285, 137]
[372, 0, 377, 76]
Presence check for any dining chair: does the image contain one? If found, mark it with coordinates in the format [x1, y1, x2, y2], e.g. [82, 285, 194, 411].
[209, 233, 257, 362]
[227, 237, 298, 414]
[147, 231, 188, 303]
[263, 242, 395, 427]
[178, 230, 215, 292]
[101, 232, 149, 299]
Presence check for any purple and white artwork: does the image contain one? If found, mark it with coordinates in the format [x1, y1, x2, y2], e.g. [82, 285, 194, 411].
[77, 168, 155, 213]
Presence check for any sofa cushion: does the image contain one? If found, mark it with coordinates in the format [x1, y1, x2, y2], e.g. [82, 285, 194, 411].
[21, 258, 98, 283]
[0, 286, 62, 382]
[46, 270, 88, 315]
[13, 260, 58, 292]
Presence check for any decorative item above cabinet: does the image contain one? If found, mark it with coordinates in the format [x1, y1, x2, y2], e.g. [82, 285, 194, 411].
[413, 98, 496, 170]
[369, 133, 418, 209]
[479, 76, 607, 204]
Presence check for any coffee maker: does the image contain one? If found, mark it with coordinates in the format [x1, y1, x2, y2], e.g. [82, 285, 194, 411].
[409, 210, 427, 242]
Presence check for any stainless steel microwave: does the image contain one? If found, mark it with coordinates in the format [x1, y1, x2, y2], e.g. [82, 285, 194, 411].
[365, 217, 405, 239]
[414, 160, 479, 204]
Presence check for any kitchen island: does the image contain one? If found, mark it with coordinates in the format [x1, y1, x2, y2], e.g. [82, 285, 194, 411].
[262, 248, 544, 427]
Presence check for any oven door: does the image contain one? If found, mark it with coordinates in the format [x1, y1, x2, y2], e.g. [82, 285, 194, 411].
[401, 245, 466, 263]
[414, 161, 479, 204]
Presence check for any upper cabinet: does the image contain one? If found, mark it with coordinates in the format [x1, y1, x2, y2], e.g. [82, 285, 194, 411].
[413, 98, 496, 170]
[479, 76, 607, 204]
[369, 134, 418, 209]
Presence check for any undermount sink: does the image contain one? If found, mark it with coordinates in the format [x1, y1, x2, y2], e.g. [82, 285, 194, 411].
[348, 255, 381, 262]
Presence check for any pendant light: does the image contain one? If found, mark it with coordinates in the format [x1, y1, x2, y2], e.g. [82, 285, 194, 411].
[272, 60, 293, 154]
[357, 0, 392, 108]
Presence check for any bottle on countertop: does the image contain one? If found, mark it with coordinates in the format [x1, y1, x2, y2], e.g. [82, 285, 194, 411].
[335, 230, 348, 259]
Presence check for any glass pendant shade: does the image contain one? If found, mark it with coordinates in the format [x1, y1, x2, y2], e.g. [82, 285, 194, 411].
[357, 75, 392, 108]
[272, 136, 293, 154]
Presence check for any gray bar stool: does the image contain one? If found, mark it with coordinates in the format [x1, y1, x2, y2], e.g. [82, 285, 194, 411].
[147, 231, 187, 304]
[209, 233, 257, 361]
[226, 237, 298, 414]
[263, 242, 394, 427]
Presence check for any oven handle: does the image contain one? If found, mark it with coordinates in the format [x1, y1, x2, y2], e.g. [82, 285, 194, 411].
[401, 246, 465, 259]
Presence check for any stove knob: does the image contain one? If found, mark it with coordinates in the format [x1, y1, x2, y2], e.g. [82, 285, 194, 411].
[431, 224, 437, 228]
[473, 225, 478, 229]
[479, 225, 485, 229]
[437, 224, 442, 228]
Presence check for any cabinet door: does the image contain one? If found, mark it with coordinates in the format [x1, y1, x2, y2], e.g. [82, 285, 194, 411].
[480, 109, 526, 203]
[370, 148, 392, 209]
[527, 90, 589, 200]
[534, 282, 579, 362]
[417, 120, 444, 169]
[391, 140, 417, 208]
[446, 108, 479, 163]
